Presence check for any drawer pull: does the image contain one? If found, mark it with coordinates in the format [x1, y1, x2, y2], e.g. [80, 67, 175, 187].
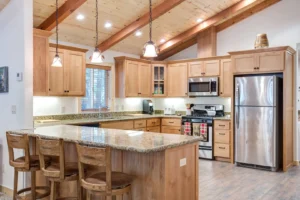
[219, 147, 226, 150]
[152, 122, 156, 124]
[219, 133, 226, 135]
[168, 122, 174, 124]
[138, 123, 143, 125]
[218, 125, 226, 127]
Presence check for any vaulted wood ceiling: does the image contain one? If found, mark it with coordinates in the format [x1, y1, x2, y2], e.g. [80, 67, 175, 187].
[0, 0, 10, 11]
[33, 0, 279, 58]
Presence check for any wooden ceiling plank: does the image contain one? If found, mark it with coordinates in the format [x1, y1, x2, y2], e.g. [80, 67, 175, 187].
[158, 0, 268, 54]
[38, 0, 87, 31]
[216, 0, 281, 32]
[97, 0, 186, 52]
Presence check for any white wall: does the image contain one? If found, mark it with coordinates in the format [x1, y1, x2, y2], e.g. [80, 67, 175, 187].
[0, 0, 33, 190]
[217, 0, 300, 55]
[166, 44, 197, 61]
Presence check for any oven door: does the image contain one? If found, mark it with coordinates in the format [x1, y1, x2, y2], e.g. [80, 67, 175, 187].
[188, 77, 218, 96]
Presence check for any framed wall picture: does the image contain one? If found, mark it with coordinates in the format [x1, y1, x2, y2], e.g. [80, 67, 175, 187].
[0, 66, 9, 93]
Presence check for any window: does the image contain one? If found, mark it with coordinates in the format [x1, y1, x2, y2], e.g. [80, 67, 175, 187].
[81, 65, 110, 111]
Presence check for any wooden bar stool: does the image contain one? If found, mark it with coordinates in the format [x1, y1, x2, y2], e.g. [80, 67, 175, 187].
[6, 132, 50, 200]
[37, 137, 81, 200]
[76, 144, 135, 200]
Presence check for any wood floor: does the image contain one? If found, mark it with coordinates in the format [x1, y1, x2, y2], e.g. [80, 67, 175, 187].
[200, 160, 300, 200]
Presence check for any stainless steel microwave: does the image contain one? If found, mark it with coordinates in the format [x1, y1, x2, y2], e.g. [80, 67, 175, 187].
[188, 77, 218, 97]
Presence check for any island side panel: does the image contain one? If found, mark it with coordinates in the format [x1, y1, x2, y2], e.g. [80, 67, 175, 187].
[122, 150, 166, 200]
[165, 143, 198, 200]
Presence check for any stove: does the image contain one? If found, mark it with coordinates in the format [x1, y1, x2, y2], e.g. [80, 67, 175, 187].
[182, 104, 224, 160]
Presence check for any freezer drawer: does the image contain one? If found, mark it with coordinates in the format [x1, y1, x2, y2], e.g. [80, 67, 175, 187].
[235, 106, 277, 167]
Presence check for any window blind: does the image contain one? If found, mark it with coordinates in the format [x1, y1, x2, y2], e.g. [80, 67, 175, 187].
[81, 67, 109, 111]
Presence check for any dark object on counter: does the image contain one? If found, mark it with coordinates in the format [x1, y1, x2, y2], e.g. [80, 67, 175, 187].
[143, 100, 154, 115]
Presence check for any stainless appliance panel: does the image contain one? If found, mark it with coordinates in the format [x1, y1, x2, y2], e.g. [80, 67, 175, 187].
[199, 149, 213, 159]
[235, 76, 276, 107]
[188, 77, 218, 97]
[235, 106, 277, 167]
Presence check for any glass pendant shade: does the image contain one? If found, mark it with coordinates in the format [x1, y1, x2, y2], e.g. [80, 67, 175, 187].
[143, 41, 158, 57]
[51, 54, 62, 67]
[91, 48, 103, 63]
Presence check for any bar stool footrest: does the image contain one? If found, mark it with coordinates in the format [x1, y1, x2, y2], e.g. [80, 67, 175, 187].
[16, 186, 50, 200]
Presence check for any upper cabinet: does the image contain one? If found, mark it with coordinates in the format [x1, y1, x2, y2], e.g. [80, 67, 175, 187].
[48, 46, 86, 96]
[167, 63, 188, 97]
[231, 49, 286, 74]
[220, 59, 232, 97]
[33, 29, 52, 96]
[115, 57, 151, 97]
[33, 31, 87, 97]
[188, 60, 220, 77]
[152, 64, 167, 97]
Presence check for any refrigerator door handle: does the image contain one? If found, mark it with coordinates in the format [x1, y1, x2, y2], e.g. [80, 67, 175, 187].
[209, 79, 212, 94]
[236, 84, 240, 129]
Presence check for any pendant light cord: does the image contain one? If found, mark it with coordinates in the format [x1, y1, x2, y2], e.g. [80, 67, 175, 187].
[149, 0, 152, 42]
[95, 0, 99, 49]
[55, 0, 59, 55]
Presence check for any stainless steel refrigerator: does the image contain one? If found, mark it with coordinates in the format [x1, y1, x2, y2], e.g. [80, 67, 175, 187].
[235, 75, 282, 171]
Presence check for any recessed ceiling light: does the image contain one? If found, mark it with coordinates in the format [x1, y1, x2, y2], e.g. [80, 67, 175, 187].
[104, 22, 112, 28]
[135, 31, 142, 37]
[76, 14, 85, 21]
[197, 18, 203, 23]
[160, 39, 166, 43]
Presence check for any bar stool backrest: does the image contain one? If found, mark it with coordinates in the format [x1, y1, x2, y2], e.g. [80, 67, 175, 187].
[76, 144, 112, 193]
[6, 132, 30, 170]
[38, 137, 65, 180]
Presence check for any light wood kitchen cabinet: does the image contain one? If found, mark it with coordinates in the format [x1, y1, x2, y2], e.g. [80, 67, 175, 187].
[161, 126, 181, 134]
[147, 118, 161, 127]
[232, 51, 285, 73]
[162, 118, 181, 127]
[220, 59, 232, 97]
[100, 120, 134, 130]
[115, 57, 151, 97]
[214, 120, 231, 161]
[152, 64, 167, 97]
[48, 47, 86, 96]
[134, 120, 147, 128]
[161, 118, 181, 135]
[146, 126, 160, 133]
[167, 63, 188, 97]
[33, 29, 52, 96]
[188, 60, 220, 77]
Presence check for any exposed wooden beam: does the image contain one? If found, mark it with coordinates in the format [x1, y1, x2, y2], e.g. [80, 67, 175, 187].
[216, 0, 281, 32]
[155, 37, 197, 61]
[158, 0, 267, 54]
[97, 0, 186, 52]
[38, 0, 87, 31]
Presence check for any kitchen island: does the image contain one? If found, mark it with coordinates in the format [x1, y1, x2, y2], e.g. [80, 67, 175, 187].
[8, 125, 200, 200]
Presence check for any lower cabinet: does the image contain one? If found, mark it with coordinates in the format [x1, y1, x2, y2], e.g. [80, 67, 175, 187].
[214, 120, 231, 162]
[100, 120, 134, 130]
[146, 126, 161, 133]
[161, 118, 182, 134]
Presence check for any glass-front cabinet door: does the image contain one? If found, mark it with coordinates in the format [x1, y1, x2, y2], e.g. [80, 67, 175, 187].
[152, 64, 167, 97]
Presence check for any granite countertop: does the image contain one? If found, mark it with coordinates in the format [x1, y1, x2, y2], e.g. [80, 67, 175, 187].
[34, 114, 182, 127]
[8, 125, 201, 153]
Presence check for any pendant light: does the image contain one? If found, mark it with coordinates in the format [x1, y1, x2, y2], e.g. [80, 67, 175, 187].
[143, 0, 159, 57]
[91, 0, 104, 63]
[51, 0, 62, 67]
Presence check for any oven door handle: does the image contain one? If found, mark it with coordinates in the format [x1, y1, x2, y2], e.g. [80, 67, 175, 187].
[209, 79, 212, 93]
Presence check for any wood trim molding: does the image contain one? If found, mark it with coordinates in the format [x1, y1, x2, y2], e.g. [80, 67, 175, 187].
[86, 64, 111, 71]
[49, 43, 89, 53]
[114, 56, 152, 64]
[38, 0, 87, 31]
[97, 0, 185, 52]
[157, 0, 268, 54]
[33, 28, 53, 38]
[216, 0, 281, 32]
[0, 185, 13, 197]
[228, 46, 296, 55]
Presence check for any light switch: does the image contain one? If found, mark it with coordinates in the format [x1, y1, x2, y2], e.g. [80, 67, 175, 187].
[11, 105, 16, 114]
[16, 73, 23, 81]
[180, 158, 187, 167]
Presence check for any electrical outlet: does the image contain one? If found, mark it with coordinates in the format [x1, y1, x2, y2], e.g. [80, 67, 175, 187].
[180, 158, 187, 167]
[11, 105, 16, 114]
[61, 106, 66, 114]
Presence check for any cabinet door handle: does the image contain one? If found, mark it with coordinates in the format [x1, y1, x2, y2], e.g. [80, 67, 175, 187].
[219, 147, 226, 150]
[218, 124, 225, 127]
[138, 123, 143, 125]
[219, 133, 226, 135]
[169, 122, 174, 124]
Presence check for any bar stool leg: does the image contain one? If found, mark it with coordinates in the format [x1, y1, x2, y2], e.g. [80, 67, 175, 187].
[77, 180, 82, 200]
[128, 189, 132, 200]
[31, 171, 36, 200]
[50, 181, 56, 200]
[86, 191, 91, 200]
[13, 169, 18, 200]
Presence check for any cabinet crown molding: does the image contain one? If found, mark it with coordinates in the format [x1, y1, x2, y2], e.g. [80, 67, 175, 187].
[228, 46, 296, 55]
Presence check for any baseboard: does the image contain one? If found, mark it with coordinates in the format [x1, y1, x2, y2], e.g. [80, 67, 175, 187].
[293, 161, 300, 166]
[0, 185, 13, 197]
